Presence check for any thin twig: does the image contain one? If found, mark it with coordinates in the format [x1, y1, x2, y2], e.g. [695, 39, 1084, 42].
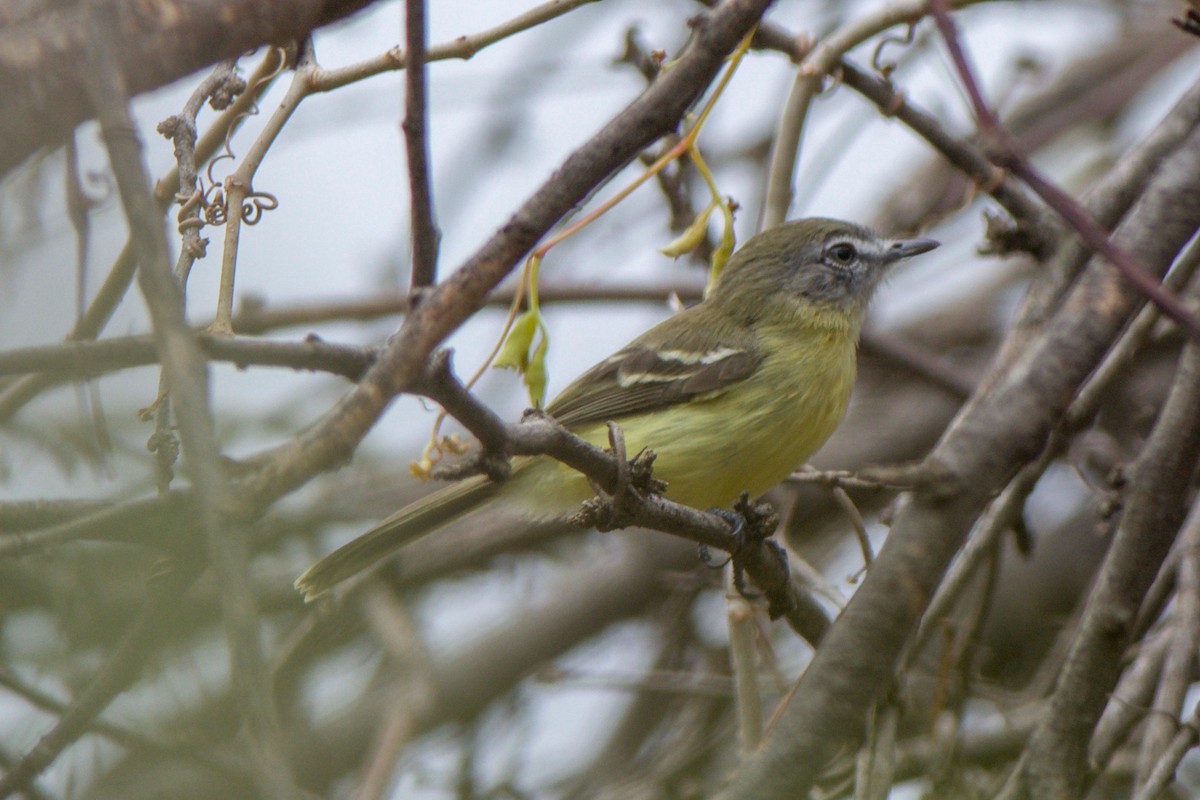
[727, 573, 764, 756]
[234, 0, 776, 508]
[0, 333, 375, 382]
[416, 352, 829, 644]
[762, 0, 948, 228]
[1020, 313, 1200, 796]
[404, 0, 440, 293]
[836, 59, 1050, 254]
[210, 42, 309, 335]
[928, 0, 1200, 337]
[309, 0, 604, 91]
[0, 49, 286, 424]
[1134, 495, 1200, 789]
[153, 59, 244, 490]
[229, 280, 705, 334]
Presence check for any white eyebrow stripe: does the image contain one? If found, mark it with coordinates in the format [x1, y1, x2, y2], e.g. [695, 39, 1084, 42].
[826, 235, 884, 255]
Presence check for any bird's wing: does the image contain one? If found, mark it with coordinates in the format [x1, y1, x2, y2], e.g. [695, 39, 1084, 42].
[547, 309, 761, 429]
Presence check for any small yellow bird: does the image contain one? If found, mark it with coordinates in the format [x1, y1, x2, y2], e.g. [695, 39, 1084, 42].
[296, 218, 938, 600]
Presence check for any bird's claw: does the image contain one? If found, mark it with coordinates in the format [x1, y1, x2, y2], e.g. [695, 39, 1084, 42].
[699, 495, 787, 612]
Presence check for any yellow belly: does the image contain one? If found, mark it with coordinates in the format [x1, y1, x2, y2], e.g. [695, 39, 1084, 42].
[517, 326, 857, 514]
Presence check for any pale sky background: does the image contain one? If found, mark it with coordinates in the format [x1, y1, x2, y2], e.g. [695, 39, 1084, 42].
[2, 1, 1197, 797]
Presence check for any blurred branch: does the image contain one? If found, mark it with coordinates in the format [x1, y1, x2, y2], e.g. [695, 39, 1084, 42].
[0, 498, 114, 530]
[0, 333, 375, 382]
[0, 49, 287, 423]
[229, 280, 705, 333]
[714, 93, 1200, 800]
[991, 72, 1200, 374]
[0, 0, 376, 177]
[310, 0, 603, 90]
[355, 586, 437, 800]
[0, 563, 200, 798]
[275, 536, 696, 789]
[1134, 497, 1200, 791]
[562, 586, 705, 796]
[1019, 334, 1200, 799]
[908, 240, 1200, 671]
[1132, 700, 1200, 800]
[0, 494, 195, 559]
[874, 26, 1193, 232]
[1091, 631, 1171, 771]
[78, 13, 297, 798]
[860, 329, 975, 399]
[0, 0, 602, 419]
[9, 2, 1200, 797]
[929, 0, 1200, 337]
[741, 8, 1052, 248]
[0, 666, 243, 777]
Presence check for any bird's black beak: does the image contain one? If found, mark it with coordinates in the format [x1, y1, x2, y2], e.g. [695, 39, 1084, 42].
[885, 237, 940, 262]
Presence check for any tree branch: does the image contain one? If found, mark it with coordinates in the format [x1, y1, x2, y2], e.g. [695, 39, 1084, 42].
[0, 333, 375, 382]
[712, 105, 1200, 800]
[235, 0, 777, 507]
[78, 11, 298, 797]
[928, 0, 1200, 337]
[403, 0, 440, 293]
[1021, 339, 1200, 796]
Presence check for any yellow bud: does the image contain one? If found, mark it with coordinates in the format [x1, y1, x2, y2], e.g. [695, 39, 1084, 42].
[410, 456, 433, 480]
[525, 327, 550, 408]
[704, 201, 736, 298]
[659, 204, 714, 258]
[494, 309, 540, 371]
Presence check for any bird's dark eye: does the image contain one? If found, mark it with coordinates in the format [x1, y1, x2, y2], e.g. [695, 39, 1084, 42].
[828, 243, 857, 264]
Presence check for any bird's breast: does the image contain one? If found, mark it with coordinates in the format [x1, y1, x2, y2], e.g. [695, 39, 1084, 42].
[514, 325, 859, 516]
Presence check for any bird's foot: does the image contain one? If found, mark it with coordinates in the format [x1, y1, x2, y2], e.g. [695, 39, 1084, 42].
[699, 494, 792, 619]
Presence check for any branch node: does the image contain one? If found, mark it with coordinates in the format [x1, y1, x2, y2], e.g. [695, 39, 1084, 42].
[881, 87, 906, 117]
[568, 434, 664, 532]
[718, 493, 791, 619]
[979, 209, 1055, 259]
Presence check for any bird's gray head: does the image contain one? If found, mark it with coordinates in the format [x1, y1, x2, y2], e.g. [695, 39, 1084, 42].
[712, 217, 939, 322]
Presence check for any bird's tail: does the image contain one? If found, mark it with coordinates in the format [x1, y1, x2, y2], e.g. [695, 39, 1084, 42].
[295, 475, 502, 601]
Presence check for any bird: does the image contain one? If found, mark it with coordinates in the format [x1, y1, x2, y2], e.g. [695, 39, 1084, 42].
[295, 218, 939, 600]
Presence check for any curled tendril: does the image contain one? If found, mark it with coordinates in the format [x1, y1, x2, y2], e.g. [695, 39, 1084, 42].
[202, 185, 229, 226]
[198, 185, 279, 227]
[872, 22, 915, 79]
[239, 191, 279, 225]
[204, 47, 287, 190]
[174, 188, 206, 234]
[195, 49, 287, 230]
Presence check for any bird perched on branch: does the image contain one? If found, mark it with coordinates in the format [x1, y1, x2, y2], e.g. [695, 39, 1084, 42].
[296, 218, 938, 600]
